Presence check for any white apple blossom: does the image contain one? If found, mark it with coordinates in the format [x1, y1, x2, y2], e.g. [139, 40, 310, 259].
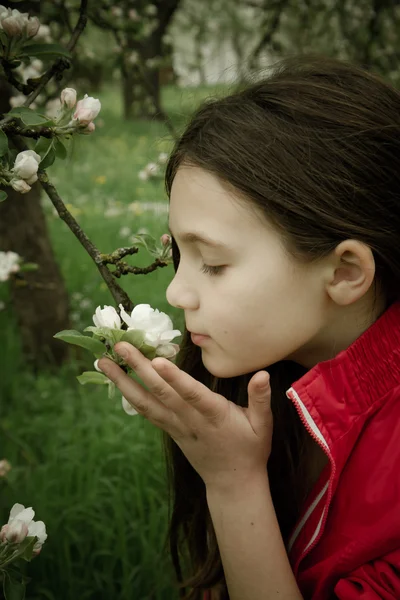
[158, 152, 168, 164]
[0, 251, 21, 281]
[5, 503, 47, 552]
[92, 305, 121, 329]
[73, 94, 101, 126]
[13, 150, 41, 181]
[1, 519, 28, 543]
[9, 94, 26, 108]
[119, 303, 181, 349]
[138, 170, 148, 181]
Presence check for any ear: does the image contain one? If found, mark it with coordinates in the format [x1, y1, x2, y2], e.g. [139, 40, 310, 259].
[325, 240, 376, 306]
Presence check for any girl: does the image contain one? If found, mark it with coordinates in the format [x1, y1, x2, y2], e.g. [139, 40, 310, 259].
[98, 55, 400, 599]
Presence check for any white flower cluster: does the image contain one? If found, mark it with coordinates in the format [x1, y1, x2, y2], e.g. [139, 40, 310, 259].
[0, 250, 21, 282]
[0, 6, 40, 38]
[10, 150, 41, 194]
[138, 152, 168, 181]
[0, 503, 47, 554]
[93, 303, 181, 357]
[93, 303, 181, 416]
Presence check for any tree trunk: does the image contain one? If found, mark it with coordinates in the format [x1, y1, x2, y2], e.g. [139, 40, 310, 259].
[0, 81, 71, 369]
[121, 0, 180, 120]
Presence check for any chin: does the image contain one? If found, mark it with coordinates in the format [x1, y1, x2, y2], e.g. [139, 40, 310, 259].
[202, 356, 249, 379]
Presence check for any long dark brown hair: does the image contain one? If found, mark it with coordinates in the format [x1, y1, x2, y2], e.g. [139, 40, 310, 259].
[160, 55, 400, 599]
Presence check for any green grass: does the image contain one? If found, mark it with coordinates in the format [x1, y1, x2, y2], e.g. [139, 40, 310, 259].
[0, 81, 229, 599]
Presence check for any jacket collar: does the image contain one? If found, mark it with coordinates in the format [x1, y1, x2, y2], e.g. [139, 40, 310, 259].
[288, 300, 400, 448]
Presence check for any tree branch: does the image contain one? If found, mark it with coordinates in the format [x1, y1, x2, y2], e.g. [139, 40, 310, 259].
[37, 170, 134, 311]
[2, 124, 56, 139]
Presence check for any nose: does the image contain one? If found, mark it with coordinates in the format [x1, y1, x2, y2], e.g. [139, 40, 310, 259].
[166, 271, 199, 310]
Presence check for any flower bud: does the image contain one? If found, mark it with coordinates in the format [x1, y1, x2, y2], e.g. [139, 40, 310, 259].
[0, 524, 9, 542]
[73, 94, 101, 125]
[11, 179, 31, 194]
[5, 519, 28, 544]
[2, 15, 23, 36]
[13, 150, 41, 181]
[0, 459, 11, 477]
[26, 16, 40, 38]
[129, 8, 140, 21]
[160, 234, 171, 246]
[60, 87, 77, 109]
[81, 122, 95, 135]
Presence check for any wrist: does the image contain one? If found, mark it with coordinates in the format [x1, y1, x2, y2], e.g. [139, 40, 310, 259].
[205, 468, 270, 501]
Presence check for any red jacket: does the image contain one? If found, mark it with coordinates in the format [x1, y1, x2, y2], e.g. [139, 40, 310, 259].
[204, 301, 400, 599]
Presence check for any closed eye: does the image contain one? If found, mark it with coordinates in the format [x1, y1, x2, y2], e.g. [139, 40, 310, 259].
[200, 264, 225, 276]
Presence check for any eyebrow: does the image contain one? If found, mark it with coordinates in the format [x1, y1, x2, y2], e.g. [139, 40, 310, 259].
[168, 226, 230, 249]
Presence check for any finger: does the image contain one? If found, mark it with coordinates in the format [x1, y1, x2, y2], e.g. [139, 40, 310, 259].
[97, 357, 171, 422]
[151, 357, 226, 420]
[113, 342, 188, 413]
[247, 372, 272, 436]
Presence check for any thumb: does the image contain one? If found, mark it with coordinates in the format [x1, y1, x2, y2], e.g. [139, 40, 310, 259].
[247, 371, 273, 436]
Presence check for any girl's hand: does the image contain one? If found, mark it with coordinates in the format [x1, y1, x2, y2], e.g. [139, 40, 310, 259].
[98, 342, 273, 493]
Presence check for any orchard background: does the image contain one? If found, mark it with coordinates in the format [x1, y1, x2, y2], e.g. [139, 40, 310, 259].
[0, 1, 399, 598]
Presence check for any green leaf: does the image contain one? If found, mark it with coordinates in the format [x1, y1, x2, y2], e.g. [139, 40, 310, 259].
[139, 343, 157, 360]
[20, 43, 72, 60]
[3, 570, 26, 600]
[0, 129, 8, 156]
[35, 136, 53, 154]
[39, 146, 56, 169]
[129, 234, 158, 257]
[0, 190, 7, 202]
[77, 371, 110, 386]
[53, 330, 106, 357]
[53, 137, 67, 160]
[16, 536, 36, 562]
[108, 381, 116, 399]
[35, 137, 55, 169]
[120, 330, 146, 349]
[8, 107, 54, 127]
[83, 326, 126, 345]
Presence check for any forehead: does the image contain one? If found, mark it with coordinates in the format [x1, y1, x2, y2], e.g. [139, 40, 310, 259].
[169, 166, 260, 233]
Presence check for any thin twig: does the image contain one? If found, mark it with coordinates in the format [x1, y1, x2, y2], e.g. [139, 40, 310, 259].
[37, 170, 134, 311]
[24, 0, 89, 107]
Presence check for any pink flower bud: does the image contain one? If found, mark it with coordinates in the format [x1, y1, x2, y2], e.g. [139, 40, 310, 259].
[60, 87, 77, 109]
[160, 234, 171, 246]
[73, 94, 101, 126]
[129, 9, 140, 21]
[5, 520, 28, 544]
[81, 122, 95, 135]
[0, 459, 11, 477]
[2, 15, 23, 36]
[11, 179, 31, 194]
[26, 16, 40, 38]
[0, 524, 8, 542]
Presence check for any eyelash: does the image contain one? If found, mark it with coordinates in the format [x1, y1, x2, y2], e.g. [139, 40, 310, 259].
[200, 264, 225, 276]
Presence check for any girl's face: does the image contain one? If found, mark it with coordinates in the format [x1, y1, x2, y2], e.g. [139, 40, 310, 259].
[166, 166, 333, 378]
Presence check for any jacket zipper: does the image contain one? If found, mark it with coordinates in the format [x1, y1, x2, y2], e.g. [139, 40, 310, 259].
[286, 387, 336, 569]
